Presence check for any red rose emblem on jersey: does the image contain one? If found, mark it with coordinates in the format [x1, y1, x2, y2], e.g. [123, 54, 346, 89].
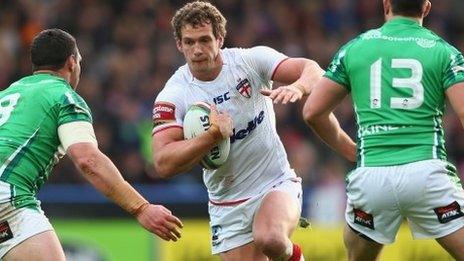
[236, 78, 252, 98]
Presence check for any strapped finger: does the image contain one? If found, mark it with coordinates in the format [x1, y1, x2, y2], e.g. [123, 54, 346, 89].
[164, 220, 182, 238]
[167, 215, 184, 228]
[169, 226, 182, 239]
[159, 227, 178, 241]
[156, 230, 171, 241]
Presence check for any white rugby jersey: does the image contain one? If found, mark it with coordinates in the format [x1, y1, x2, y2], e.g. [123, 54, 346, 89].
[153, 46, 297, 204]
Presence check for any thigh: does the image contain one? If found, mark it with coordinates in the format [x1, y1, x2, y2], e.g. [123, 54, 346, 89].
[345, 167, 403, 244]
[220, 241, 268, 261]
[344, 224, 383, 261]
[4, 230, 65, 261]
[208, 196, 262, 255]
[436, 226, 464, 260]
[406, 160, 464, 240]
[253, 178, 302, 238]
[0, 206, 61, 260]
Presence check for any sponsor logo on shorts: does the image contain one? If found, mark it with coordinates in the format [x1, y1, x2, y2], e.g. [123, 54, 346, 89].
[434, 201, 464, 224]
[0, 221, 13, 243]
[211, 225, 222, 246]
[153, 102, 176, 127]
[353, 209, 374, 230]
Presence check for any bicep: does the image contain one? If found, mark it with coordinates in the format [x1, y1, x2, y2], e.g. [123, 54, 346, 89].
[67, 142, 100, 165]
[303, 77, 349, 116]
[272, 58, 306, 84]
[446, 82, 464, 119]
[152, 127, 184, 152]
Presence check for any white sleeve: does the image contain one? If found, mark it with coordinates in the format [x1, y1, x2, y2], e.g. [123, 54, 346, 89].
[241, 46, 288, 82]
[58, 121, 98, 151]
[152, 78, 186, 135]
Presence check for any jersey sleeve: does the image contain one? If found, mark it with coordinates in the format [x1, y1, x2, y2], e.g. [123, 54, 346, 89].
[441, 43, 464, 89]
[324, 42, 352, 91]
[152, 79, 186, 135]
[241, 46, 288, 83]
[57, 89, 93, 126]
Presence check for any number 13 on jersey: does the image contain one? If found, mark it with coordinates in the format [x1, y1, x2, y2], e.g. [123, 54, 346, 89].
[370, 58, 424, 110]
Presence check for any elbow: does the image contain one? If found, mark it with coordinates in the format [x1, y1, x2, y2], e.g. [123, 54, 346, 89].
[302, 107, 318, 127]
[75, 155, 98, 175]
[153, 157, 175, 179]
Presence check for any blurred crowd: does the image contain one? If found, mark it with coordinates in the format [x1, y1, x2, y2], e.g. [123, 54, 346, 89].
[1, 0, 464, 220]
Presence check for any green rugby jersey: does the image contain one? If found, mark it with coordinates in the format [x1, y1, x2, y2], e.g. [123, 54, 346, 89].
[0, 73, 92, 209]
[325, 17, 464, 167]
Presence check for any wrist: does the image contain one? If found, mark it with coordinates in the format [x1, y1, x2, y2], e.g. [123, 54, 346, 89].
[107, 180, 150, 216]
[132, 202, 150, 217]
[206, 124, 223, 141]
[292, 83, 307, 95]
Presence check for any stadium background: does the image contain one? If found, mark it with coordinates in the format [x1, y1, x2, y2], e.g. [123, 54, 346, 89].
[1, 0, 463, 260]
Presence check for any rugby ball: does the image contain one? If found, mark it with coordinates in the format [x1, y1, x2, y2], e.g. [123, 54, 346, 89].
[183, 102, 230, 169]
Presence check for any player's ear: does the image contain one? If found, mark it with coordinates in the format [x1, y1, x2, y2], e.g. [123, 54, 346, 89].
[217, 36, 224, 49]
[66, 54, 76, 72]
[383, 0, 391, 16]
[423, 0, 431, 18]
[176, 40, 183, 52]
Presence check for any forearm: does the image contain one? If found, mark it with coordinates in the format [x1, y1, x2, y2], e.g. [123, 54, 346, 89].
[77, 151, 148, 215]
[154, 128, 222, 178]
[307, 113, 356, 162]
[294, 60, 324, 95]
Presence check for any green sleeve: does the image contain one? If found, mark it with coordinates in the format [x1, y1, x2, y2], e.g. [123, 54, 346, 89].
[324, 42, 353, 91]
[58, 90, 93, 125]
[442, 43, 464, 89]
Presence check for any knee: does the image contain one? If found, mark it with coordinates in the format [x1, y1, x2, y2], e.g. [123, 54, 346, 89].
[254, 232, 288, 258]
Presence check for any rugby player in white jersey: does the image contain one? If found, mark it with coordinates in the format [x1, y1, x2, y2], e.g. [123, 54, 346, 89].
[151, 1, 330, 261]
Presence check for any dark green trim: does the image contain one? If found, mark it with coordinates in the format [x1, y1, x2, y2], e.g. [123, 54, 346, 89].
[1, 130, 39, 181]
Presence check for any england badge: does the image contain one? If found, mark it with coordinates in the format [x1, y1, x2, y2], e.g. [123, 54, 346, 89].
[236, 78, 252, 98]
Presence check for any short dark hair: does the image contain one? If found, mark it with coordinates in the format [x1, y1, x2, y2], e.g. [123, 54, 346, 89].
[30, 29, 77, 71]
[171, 1, 227, 41]
[391, 0, 427, 17]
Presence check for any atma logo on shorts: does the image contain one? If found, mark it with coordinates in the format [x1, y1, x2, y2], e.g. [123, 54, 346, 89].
[230, 111, 264, 143]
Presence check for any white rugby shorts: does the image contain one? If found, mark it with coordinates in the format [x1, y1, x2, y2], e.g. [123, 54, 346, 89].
[208, 177, 302, 254]
[345, 159, 464, 244]
[0, 203, 54, 258]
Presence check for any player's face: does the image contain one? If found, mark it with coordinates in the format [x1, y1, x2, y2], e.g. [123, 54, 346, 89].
[177, 23, 223, 79]
[69, 49, 82, 89]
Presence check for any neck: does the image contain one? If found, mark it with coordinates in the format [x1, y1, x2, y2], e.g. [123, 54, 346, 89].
[33, 70, 64, 78]
[387, 15, 423, 26]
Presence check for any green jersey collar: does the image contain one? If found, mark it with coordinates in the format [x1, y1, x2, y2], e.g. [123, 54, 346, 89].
[386, 17, 421, 27]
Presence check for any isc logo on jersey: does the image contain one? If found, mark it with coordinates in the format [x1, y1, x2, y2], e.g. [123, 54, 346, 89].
[183, 102, 230, 169]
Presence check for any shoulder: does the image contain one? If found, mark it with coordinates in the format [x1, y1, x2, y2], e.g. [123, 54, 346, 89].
[161, 65, 190, 94]
[156, 65, 190, 104]
[223, 46, 283, 61]
[167, 64, 191, 87]
[345, 30, 375, 49]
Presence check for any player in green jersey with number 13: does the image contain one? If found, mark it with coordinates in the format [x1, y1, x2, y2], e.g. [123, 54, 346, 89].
[303, 0, 464, 260]
[0, 29, 183, 261]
